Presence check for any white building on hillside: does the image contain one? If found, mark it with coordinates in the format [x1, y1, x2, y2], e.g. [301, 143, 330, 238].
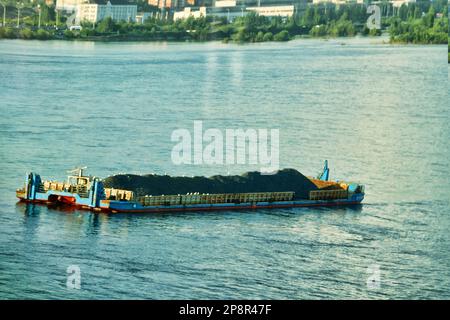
[56, 0, 88, 12]
[312, 0, 365, 4]
[76, 1, 137, 23]
[247, 5, 294, 17]
[391, 0, 416, 8]
[174, 5, 294, 21]
[312, 0, 346, 4]
[174, 7, 208, 20]
[215, 0, 237, 7]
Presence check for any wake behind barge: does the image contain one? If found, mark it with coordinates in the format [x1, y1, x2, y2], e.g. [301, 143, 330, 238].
[16, 162, 365, 214]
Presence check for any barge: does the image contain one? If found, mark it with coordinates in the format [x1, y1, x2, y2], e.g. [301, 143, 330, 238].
[16, 161, 365, 213]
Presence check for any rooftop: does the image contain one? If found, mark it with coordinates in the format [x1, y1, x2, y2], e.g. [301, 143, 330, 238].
[86, 0, 137, 5]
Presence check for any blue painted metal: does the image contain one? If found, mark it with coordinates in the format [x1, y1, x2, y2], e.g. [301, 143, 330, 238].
[348, 183, 359, 193]
[319, 160, 329, 181]
[26, 172, 42, 201]
[21, 172, 108, 209]
[89, 179, 105, 208]
[106, 195, 365, 213]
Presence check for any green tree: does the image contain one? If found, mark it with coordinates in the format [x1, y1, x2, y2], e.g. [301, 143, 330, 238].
[40, 4, 55, 24]
[255, 31, 264, 42]
[64, 30, 75, 39]
[232, 27, 247, 42]
[325, 4, 337, 22]
[310, 24, 327, 37]
[302, 6, 315, 28]
[422, 5, 435, 28]
[35, 29, 50, 40]
[80, 28, 96, 38]
[399, 4, 408, 20]
[262, 32, 273, 41]
[96, 17, 117, 33]
[313, 7, 322, 26]
[413, 6, 421, 19]
[0, 27, 16, 39]
[273, 30, 289, 41]
[19, 28, 33, 39]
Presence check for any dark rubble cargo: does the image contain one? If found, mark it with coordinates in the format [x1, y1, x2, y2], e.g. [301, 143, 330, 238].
[103, 168, 319, 200]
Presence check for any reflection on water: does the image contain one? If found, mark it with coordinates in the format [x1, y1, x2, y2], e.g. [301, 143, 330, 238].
[18, 202, 112, 239]
[230, 50, 243, 89]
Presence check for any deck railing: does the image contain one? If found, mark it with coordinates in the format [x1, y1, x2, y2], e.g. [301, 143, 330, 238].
[309, 189, 348, 200]
[137, 191, 295, 207]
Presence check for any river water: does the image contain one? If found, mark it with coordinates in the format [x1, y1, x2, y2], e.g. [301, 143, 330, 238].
[0, 38, 448, 299]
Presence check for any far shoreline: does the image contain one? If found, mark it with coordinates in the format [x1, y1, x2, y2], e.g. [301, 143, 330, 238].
[2, 34, 447, 47]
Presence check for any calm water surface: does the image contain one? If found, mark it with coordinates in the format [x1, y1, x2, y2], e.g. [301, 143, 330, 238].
[0, 38, 449, 299]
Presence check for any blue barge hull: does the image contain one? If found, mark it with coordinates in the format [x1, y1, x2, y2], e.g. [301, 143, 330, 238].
[106, 196, 364, 213]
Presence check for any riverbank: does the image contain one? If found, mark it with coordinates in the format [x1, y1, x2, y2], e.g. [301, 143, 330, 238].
[0, 21, 445, 45]
[0, 3, 447, 45]
[0, 13, 376, 43]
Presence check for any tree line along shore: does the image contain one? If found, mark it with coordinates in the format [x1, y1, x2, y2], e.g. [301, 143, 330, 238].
[0, 2, 447, 45]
